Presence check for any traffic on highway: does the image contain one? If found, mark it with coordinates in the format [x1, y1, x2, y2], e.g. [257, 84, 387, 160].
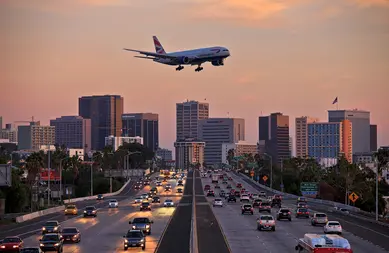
[0, 172, 187, 252]
[200, 169, 389, 253]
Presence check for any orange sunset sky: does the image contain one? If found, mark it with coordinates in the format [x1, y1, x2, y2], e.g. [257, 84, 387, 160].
[1, 0, 389, 152]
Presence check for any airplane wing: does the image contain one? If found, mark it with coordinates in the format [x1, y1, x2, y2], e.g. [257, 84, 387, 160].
[134, 56, 157, 60]
[123, 48, 177, 60]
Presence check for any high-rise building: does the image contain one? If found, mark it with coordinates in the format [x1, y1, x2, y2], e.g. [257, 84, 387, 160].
[308, 120, 353, 164]
[122, 113, 159, 152]
[18, 121, 55, 151]
[176, 100, 209, 140]
[328, 110, 370, 153]
[156, 148, 173, 160]
[0, 127, 17, 143]
[258, 113, 290, 166]
[104, 135, 143, 151]
[0, 116, 2, 130]
[50, 116, 92, 153]
[79, 95, 123, 151]
[174, 139, 205, 169]
[289, 136, 293, 157]
[295, 116, 319, 158]
[198, 118, 245, 165]
[221, 141, 257, 164]
[370, 124, 378, 152]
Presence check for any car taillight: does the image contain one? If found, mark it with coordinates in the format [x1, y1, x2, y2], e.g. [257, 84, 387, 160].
[298, 212, 302, 214]
[288, 212, 291, 214]
[251, 208, 253, 211]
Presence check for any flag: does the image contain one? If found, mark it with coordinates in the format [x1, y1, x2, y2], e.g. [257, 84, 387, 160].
[332, 97, 338, 104]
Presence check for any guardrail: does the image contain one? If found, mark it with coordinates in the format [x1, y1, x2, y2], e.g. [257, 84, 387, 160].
[15, 178, 133, 223]
[235, 172, 389, 228]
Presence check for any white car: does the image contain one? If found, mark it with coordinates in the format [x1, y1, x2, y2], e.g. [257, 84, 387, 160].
[251, 193, 259, 199]
[259, 191, 266, 197]
[324, 221, 342, 234]
[213, 198, 223, 207]
[240, 194, 250, 202]
[141, 193, 148, 199]
[164, 199, 174, 207]
[108, 199, 118, 208]
[134, 197, 143, 203]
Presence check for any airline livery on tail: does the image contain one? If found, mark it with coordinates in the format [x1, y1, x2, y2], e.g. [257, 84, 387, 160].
[123, 36, 230, 72]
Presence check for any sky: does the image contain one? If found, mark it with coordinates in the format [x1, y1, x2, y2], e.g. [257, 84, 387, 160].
[1, 0, 389, 153]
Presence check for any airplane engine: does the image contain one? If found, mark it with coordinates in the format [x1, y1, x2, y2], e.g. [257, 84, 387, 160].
[179, 56, 191, 64]
[211, 59, 224, 66]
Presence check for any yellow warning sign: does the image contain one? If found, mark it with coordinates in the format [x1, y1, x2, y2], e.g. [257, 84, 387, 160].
[250, 171, 254, 177]
[263, 175, 268, 181]
[349, 192, 359, 203]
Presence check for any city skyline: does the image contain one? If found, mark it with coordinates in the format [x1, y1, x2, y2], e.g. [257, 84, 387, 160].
[2, 0, 389, 151]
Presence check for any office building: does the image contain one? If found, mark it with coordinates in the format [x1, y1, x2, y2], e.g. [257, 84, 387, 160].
[370, 125, 377, 152]
[104, 135, 143, 151]
[221, 141, 257, 164]
[174, 139, 205, 169]
[176, 100, 209, 140]
[353, 152, 374, 164]
[289, 136, 293, 157]
[50, 116, 92, 153]
[156, 148, 173, 160]
[122, 113, 159, 152]
[258, 113, 290, 166]
[328, 109, 370, 153]
[199, 118, 245, 165]
[79, 95, 123, 150]
[0, 129, 17, 143]
[308, 120, 353, 164]
[295, 116, 319, 158]
[18, 121, 55, 151]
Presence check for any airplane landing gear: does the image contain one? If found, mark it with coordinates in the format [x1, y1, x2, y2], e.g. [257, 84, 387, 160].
[176, 65, 184, 71]
[195, 66, 203, 72]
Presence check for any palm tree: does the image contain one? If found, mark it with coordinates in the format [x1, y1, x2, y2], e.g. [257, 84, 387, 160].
[227, 149, 235, 165]
[25, 152, 44, 211]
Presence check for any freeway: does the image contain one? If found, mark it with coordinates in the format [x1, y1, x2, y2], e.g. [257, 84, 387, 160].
[201, 172, 389, 253]
[1, 179, 139, 239]
[233, 172, 389, 251]
[4, 175, 185, 252]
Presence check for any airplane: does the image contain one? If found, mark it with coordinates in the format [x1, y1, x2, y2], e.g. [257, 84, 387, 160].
[123, 36, 230, 72]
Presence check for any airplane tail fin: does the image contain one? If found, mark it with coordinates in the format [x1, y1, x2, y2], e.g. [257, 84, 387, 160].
[153, 36, 166, 54]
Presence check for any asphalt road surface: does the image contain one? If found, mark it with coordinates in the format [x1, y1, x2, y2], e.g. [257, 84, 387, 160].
[6, 174, 184, 253]
[201, 172, 389, 253]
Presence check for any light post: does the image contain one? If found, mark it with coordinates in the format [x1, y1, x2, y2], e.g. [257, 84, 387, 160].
[88, 152, 103, 196]
[124, 151, 141, 180]
[263, 153, 273, 189]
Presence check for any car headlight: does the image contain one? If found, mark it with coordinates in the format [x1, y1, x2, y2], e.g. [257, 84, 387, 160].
[13, 245, 19, 248]
[132, 225, 136, 229]
[54, 243, 59, 246]
[54, 227, 58, 231]
[146, 225, 150, 228]
[42, 227, 46, 230]
[84, 211, 87, 213]
[140, 239, 144, 242]
[39, 244, 44, 247]
[124, 239, 128, 243]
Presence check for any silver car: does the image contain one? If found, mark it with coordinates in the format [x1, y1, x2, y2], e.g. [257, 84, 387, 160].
[164, 199, 174, 207]
[213, 198, 223, 207]
[109, 199, 118, 208]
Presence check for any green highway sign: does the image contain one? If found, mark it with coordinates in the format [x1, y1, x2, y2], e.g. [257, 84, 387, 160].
[300, 182, 318, 197]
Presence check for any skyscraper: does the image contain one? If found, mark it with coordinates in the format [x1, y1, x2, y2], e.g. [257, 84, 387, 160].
[50, 116, 91, 153]
[295, 116, 319, 158]
[258, 112, 290, 165]
[174, 139, 205, 169]
[198, 118, 245, 165]
[328, 110, 370, 153]
[176, 100, 209, 141]
[79, 95, 123, 151]
[122, 113, 159, 152]
[18, 121, 55, 151]
[370, 124, 378, 152]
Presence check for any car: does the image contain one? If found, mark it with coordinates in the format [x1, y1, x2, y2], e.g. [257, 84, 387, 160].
[274, 194, 282, 200]
[236, 183, 242, 188]
[257, 215, 276, 231]
[156, 181, 162, 186]
[134, 197, 143, 203]
[219, 191, 226, 197]
[134, 184, 141, 190]
[42, 221, 61, 234]
[234, 191, 241, 198]
[277, 208, 292, 221]
[240, 194, 250, 202]
[143, 180, 150, 185]
[164, 199, 174, 207]
[123, 230, 146, 250]
[20, 248, 43, 253]
[129, 217, 154, 235]
[108, 199, 119, 208]
[259, 191, 266, 197]
[226, 184, 232, 189]
[61, 227, 81, 243]
[96, 194, 104, 200]
[39, 233, 63, 253]
[227, 195, 237, 202]
[258, 202, 271, 213]
[177, 188, 183, 193]
[250, 193, 259, 199]
[83, 206, 97, 217]
[241, 204, 254, 215]
[297, 197, 307, 203]
[204, 185, 211, 191]
[213, 198, 223, 207]
[147, 192, 155, 199]
[141, 193, 149, 199]
[222, 180, 228, 184]
[324, 221, 342, 234]
[150, 187, 158, 194]
[164, 187, 171, 192]
[271, 198, 282, 208]
[215, 184, 220, 189]
[296, 208, 310, 218]
[166, 184, 172, 189]
[177, 180, 184, 186]
[152, 196, 160, 203]
[64, 204, 78, 215]
[207, 190, 215, 197]
[228, 177, 232, 180]
[140, 202, 151, 211]
[297, 202, 308, 209]
[311, 213, 328, 226]
[253, 199, 262, 207]
[0, 236, 24, 251]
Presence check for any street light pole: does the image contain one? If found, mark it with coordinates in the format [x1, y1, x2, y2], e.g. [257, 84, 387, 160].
[125, 151, 141, 180]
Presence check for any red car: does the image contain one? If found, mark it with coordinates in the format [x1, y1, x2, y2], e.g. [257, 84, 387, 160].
[204, 185, 211, 191]
[228, 177, 233, 180]
[236, 183, 242, 188]
[0, 236, 23, 252]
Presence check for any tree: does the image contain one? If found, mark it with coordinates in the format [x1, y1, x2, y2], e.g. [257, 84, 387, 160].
[3, 169, 28, 213]
[227, 149, 235, 165]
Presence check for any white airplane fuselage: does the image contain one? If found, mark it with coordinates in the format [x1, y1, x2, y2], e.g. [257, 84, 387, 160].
[154, 46, 230, 66]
